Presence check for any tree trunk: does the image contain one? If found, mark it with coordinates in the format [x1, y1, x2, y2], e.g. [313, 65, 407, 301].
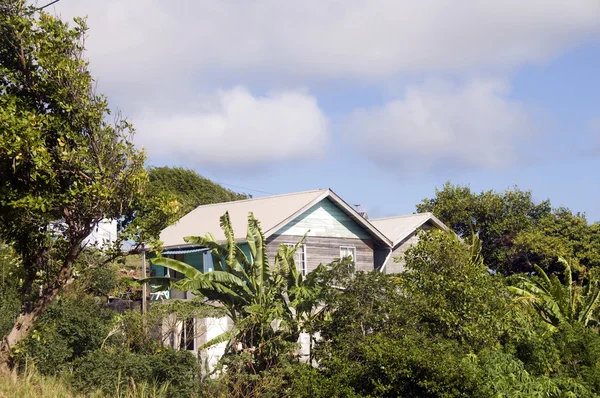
[0, 263, 74, 371]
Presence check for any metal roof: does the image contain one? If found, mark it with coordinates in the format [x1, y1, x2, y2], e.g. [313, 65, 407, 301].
[370, 212, 449, 247]
[160, 189, 392, 248]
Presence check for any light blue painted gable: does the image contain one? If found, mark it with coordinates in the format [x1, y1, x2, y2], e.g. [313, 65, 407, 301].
[273, 199, 370, 239]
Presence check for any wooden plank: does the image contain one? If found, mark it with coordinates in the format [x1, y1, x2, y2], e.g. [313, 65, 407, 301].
[267, 234, 375, 273]
[273, 199, 370, 239]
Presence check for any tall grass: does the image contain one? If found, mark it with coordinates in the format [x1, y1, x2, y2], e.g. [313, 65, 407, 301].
[0, 368, 170, 398]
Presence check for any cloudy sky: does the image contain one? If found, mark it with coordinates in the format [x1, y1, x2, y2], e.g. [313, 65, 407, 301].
[52, 1, 600, 220]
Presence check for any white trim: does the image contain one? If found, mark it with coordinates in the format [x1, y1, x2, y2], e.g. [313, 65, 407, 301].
[264, 189, 393, 247]
[303, 244, 308, 276]
[325, 190, 393, 246]
[379, 248, 393, 274]
[339, 246, 356, 267]
[284, 243, 307, 276]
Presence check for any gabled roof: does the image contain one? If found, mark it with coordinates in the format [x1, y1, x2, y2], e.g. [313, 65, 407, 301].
[159, 189, 392, 248]
[370, 212, 449, 247]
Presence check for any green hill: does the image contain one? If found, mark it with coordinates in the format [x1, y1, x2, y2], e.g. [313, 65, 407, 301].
[147, 167, 249, 220]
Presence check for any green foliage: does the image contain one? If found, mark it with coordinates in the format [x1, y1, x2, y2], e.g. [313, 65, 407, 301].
[107, 298, 223, 354]
[147, 167, 248, 219]
[78, 263, 119, 299]
[400, 232, 512, 349]
[147, 212, 328, 371]
[417, 182, 552, 273]
[509, 259, 600, 329]
[0, 0, 176, 356]
[512, 207, 600, 274]
[72, 348, 199, 397]
[301, 230, 600, 397]
[418, 183, 600, 275]
[0, 366, 172, 397]
[14, 295, 114, 374]
[0, 242, 21, 337]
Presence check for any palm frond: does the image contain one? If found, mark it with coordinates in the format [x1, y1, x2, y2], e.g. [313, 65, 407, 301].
[151, 256, 201, 279]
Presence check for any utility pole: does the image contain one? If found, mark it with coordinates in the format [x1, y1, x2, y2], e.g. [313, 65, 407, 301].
[141, 245, 147, 314]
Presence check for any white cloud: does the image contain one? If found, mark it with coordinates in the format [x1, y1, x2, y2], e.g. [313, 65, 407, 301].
[344, 79, 534, 171]
[53, 0, 600, 88]
[134, 87, 329, 168]
[47, 1, 598, 169]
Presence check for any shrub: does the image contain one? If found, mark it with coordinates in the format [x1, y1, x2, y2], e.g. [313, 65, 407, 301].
[16, 295, 114, 374]
[72, 348, 199, 398]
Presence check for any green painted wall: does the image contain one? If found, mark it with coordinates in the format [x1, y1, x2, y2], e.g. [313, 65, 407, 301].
[273, 199, 369, 239]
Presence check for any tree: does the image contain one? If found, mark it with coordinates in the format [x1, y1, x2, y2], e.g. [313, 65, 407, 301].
[303, 232, 593, 398]
[508, 258, 600, 329]
[511, 208, 600, 274]
[147, 166, 249, 220]
[149, 212, 327, 370]
[0, 2, 173, 366]
[417, 182, 552, 274]
[399, 231, 512, 350]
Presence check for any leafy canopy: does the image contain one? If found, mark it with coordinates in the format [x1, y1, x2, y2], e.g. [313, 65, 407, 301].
[418, 182, 600, 274]
[509, 258, 600, 330]
[0, 0, 175, 361]
[147, 166, 248, 220]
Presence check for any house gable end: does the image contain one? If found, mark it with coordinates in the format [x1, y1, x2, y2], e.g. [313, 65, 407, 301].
[271, 198, 370, 239]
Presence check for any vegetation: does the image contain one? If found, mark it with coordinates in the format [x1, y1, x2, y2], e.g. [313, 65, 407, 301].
[147, 167, 248, 220]
[509, 258, 600, 329]
[418, 182, 600, 274]
[2, 2, 600, 397]
[0, 0, 176, 365]
[150, 212, 330, 372]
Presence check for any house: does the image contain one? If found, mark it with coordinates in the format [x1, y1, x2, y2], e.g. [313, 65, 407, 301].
[148, 189, 449, 368]
[83, 219, 118, 248]
[370, 213, 449, 274]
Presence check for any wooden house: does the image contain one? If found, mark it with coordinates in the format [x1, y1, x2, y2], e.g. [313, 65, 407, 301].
[148, 189, 449, 369]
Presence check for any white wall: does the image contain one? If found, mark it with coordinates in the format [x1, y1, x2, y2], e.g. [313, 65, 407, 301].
[198, 316, 232, 374]
[83, 219, 117, 248]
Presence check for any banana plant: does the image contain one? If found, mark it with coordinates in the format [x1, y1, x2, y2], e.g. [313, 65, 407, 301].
[144, 211, 324, 369]
[508, 257, 600, 329]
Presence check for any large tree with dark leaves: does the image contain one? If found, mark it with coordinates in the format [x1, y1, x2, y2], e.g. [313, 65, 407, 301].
[418, 183, 600, 274]
[0, 1, 174, 367]
[417, 182, 552, 274]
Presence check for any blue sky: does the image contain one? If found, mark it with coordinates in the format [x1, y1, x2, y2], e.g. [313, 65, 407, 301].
[54, 1, 600, 221]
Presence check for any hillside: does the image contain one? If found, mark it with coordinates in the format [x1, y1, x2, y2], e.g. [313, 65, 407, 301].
[147, 166, 249, 220]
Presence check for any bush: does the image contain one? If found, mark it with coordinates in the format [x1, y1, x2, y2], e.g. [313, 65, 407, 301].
[16, 295, 114, 374]
[72, 348, 199, 397]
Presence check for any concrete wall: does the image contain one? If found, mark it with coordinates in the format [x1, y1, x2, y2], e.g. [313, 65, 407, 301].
[197, 317, 232, 374]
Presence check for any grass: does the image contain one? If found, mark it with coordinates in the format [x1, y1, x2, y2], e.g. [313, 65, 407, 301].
[0, 368, 170, 398]
[0, 370, 80, 398]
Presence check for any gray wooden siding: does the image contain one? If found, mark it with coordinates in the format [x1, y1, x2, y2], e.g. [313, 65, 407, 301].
[384, 223, 432, 274]
[273, 199, 370, 239]
[266, 234, 375, 273]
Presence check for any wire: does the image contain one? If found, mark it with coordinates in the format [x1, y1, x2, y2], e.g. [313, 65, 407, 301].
[213, 181, 276, 195]
[39, 0, 60, 9]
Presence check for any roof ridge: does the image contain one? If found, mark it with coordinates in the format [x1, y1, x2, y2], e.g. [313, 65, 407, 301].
[184, 189, 329, 211]
[370, 212, 431, 221]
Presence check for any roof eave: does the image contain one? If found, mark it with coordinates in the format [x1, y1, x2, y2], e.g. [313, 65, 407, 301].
[326, 189, 393, 247]
[390, 213, 450, 247]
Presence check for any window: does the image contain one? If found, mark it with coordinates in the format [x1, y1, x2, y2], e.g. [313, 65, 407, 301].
[179, 318, 195, 351]
[165, 254, 184, 279]
[340, 246, 356, 270]
[203, 251, 214, 272]
[285, 243, 307, 276]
